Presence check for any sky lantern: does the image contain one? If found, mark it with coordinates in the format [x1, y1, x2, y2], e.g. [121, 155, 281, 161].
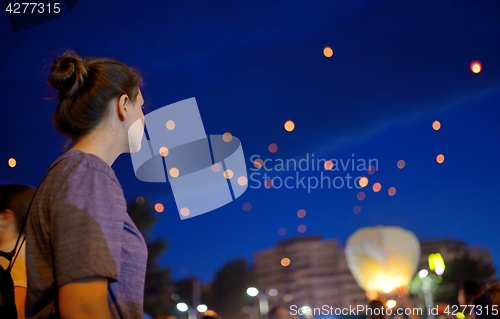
[268, 143, 278, 153]
[281, 257, 291, 267]
[432, 121, 441, 131]
[154, 203, 164, 213]
[470, 61, 481, 73]
[359, 177, 369, 187]
[8, 158, 16, 167]
[436, 154, 445, 163]
[345, 226, 421, 293]
[323, 46, 333, 57]
[242, 202, 252, 211]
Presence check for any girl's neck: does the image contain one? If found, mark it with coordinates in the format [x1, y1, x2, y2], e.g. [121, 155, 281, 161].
[69, 126, 125, 166]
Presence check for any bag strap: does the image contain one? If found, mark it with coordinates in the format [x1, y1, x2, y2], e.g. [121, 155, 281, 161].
[8, 237, 26, 272]
[5, 185, 37, 272]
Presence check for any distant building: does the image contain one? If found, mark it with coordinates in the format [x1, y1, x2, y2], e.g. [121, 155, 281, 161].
[253, 236, 366, 311]
[253, 236, 496, 312]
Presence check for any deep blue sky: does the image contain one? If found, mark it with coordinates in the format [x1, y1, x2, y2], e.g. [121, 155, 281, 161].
[1, 1, 500, 283]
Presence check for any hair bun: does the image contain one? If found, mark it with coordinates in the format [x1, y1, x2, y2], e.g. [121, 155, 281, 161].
[48, 50, 88, 99]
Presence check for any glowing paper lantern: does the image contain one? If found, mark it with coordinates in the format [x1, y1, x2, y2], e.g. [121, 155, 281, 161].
[345, 226, 421, 293]
[470, 61, 481, 73]
[324, 47, 334, 57]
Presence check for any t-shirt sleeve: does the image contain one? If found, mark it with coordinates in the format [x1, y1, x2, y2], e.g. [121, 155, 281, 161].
[50, 165, 125, 287]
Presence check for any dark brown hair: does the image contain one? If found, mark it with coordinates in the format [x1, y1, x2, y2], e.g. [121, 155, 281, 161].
[367, 300, 385, 319]
[460, 280, 483, 305]
[47, 50, 143, 142]
[0, 184, 36, 233]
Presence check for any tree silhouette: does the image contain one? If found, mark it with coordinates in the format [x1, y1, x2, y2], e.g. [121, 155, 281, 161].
[206, 258, 257, 319]
[433, 253, 496, 305]
[409, 253, 496, 307]
[128, 198, 173, 316]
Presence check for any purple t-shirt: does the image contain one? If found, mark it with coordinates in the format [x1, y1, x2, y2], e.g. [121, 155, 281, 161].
[25, 150, 148, 319]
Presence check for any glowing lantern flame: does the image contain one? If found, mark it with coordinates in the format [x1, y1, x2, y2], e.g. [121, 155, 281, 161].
[297, 209, 306, 218]
[269, 143, 278, 153]
[159, 147, 169, 157]
[254, 159, 264, 169]
[281, 258, 291, 267]
[359, 177, 369, 188]
[298, 224, 307, 233]
[388, 187, 397, 196]
[433, 121, 441, 131]
[155, 203, 164, 213]
[470, 61, 482, 73]
[324, 47, 333, 57]
[166, 120, 175, 130]
[169, 167, 180, 178]
[345, 226, 421, 293]
[180, 207, 190, 216]
[325, 160, 333, 170]
[357, 192, 366, 201]
[366, 291, 379, 300]
[8, 158, 16, 168]
[397, 160, 405, 169]
[436, 154, 445, 164]
[224, 169, 234, 179]
[237, 176, 247, 186]
[382, 285, 392, 293]
[222, 132, 233, 142]
[284, 120, 295, 132]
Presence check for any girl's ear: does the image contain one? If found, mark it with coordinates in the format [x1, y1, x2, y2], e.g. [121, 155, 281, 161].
[116, 94, 130, 122]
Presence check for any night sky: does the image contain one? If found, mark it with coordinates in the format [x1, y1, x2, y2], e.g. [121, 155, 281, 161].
[1, 1, 500, 283]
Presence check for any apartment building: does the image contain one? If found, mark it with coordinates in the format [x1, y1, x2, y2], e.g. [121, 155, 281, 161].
[254, 236, 495, 313]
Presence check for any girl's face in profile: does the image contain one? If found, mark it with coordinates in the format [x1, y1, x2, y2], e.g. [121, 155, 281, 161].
[126, 87, 145, 153]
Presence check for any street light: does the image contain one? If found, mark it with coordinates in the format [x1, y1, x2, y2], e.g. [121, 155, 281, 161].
[176, 302, 197, 319]
[177, 303, 188, 312]
[247, 287, 269, 319]
[419, 269, 429, 278]
[247, 287, 259, 297]
[301, 306, 312, 315]
[197, 304, 208, 313]
[419, 270, 435, 319]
